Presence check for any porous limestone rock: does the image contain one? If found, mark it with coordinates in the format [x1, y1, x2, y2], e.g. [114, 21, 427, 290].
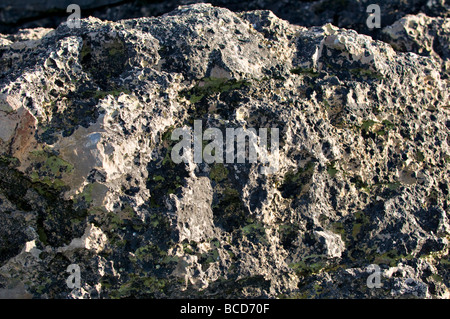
[0, 3, 449, 299]
[382, 13, 450, 71]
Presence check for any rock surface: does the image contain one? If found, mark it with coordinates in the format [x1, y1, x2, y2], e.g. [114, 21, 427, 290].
[0, 3, 449, 299]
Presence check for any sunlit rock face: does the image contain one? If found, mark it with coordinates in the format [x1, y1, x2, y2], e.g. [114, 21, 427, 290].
[0, 4, 449, 299]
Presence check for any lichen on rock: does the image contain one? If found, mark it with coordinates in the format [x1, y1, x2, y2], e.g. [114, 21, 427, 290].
[0, 3, 449, 299]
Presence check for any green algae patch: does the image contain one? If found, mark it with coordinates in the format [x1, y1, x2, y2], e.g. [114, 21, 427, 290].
[37, 226, 48, 245]
[151, 175, 165, 182]
[198, 248, 221, 271]
[351, 211, 370, 239]
[81, 87, 131, 100]
[372, 250, 413, 267]
[80, 183, 107, 208]
[355, 119, 397, 138]
[330, 221, 346, 241]
[290, 67, 319, 77]
[28, 150, 73, 190]
[180, 77, 251, 104]
[326, 161, 338, 177]
[209, 163, 229, 183]
[109, 274, 171, 299]
[0, 154, 20, 167]
[349, 68, 384, 81]
[278, 161, 315, 199]
[289, 260, 327, 277]
[0, 154, 87, 247]
[241, 222, 268, 245]
[416, 151, 425, 162]
[147, 126, 189, 207]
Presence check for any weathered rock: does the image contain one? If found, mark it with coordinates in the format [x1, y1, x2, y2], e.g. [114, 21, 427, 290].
[0, 3, 449, 299]
[382, 13, 450, 71]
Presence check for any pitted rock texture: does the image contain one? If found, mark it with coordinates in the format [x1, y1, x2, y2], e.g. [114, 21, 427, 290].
[0, 4, 449, 299]
[381, 13, 450, 71]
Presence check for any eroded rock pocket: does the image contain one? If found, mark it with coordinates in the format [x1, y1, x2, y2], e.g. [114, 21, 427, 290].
[80, 35, 129, 90]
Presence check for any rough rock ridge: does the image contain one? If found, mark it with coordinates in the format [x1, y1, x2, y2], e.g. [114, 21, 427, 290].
[0, 4, 449, 299]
